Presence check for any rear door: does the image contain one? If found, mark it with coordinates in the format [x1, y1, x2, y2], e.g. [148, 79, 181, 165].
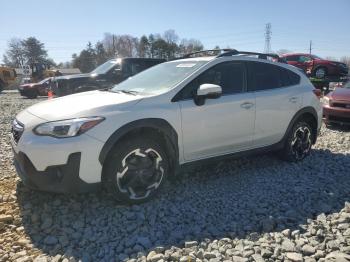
[247, 61, 301, 147]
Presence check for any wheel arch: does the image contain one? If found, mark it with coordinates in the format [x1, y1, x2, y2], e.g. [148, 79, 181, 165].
[284, 107, 319, 144]
[99, 118, 179, 174]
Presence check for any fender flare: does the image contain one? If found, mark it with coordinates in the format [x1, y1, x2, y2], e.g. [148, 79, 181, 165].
[98, 118, 179, 167]
[282, 106, 319, 144]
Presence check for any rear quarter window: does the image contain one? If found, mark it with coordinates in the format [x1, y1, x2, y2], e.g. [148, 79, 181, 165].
[280, 67, 301, 87]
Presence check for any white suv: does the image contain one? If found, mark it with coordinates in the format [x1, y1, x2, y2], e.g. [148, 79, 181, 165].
[11, 50, 322, 203]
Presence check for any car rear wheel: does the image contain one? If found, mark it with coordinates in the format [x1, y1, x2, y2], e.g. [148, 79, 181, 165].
[103, 136, 169, 204]
[0, 81, 4, 93]
[281, 121, 314, 162]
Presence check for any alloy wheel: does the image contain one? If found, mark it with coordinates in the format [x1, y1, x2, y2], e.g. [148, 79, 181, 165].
[116, 148, 164, 200]
[315, 68, 326, 78]
[290, 126, 312, 160]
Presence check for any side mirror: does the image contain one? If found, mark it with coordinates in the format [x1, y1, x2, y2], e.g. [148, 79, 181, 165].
[194, 83, 222, 106]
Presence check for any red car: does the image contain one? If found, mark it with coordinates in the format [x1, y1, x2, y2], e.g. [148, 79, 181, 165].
[282, 53, 348, 79]
[18, 77, 52, 98]
[322, 81, 350, 126]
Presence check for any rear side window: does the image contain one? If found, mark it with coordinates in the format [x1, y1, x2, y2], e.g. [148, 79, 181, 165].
[285, 55, 299, 62]
[247, 62, 280, 91]
[247, 62, 300, 91]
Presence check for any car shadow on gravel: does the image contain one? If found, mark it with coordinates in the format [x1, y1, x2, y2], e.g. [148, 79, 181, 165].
[16, 148, 350, 260]
[325, 124, 350, 132]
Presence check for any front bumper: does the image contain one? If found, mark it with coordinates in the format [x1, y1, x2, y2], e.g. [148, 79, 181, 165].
[13, 151, 100, 193]
[323, 105, 350, 125]
[11, 109, 105, 193]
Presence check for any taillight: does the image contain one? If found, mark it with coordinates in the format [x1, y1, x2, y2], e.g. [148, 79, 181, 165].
[313, 89, 322, 99]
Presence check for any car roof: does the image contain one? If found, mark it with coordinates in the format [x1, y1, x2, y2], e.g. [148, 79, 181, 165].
[282, 53, 310, 57]
[168, 57, 215, 63]
[110, 57, 166, 62]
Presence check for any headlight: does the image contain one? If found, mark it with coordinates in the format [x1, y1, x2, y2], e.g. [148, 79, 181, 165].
[34, 117, 104, 138]
[320, 96, 330, 106]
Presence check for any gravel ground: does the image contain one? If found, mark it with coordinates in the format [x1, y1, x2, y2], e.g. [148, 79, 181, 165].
[0, 92, 350, 262]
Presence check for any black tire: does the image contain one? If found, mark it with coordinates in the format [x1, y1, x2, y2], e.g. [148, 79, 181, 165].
[0, 81, 4, 93]
[281, 121, 314, 162]
[103, 136, 169, 204]
[313, 67, 327, 79]
[26, 92, 38, 99]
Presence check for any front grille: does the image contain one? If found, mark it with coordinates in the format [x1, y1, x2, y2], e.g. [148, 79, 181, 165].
[11, 119, 24, 144]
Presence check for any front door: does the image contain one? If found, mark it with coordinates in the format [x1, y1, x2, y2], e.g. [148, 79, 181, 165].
[176, 62, 256, 161]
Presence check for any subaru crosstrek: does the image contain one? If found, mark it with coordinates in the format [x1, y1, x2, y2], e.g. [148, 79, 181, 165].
[11, 50, 322, 203]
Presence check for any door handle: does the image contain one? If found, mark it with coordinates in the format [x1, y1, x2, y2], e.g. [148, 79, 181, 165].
[289, 97, 298, 103]
[240, 102, 254, 109]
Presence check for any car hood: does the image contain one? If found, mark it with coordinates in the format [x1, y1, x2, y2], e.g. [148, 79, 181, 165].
[26, 90, 143, 121]
[328, 88, 350, 101]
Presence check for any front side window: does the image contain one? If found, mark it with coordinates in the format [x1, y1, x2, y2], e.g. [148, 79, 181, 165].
[177, 62, 245, 100]
[285, 55, 299, 62]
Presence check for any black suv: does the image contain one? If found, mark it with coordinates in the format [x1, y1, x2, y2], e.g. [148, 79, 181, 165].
[52, 58, 165, 96]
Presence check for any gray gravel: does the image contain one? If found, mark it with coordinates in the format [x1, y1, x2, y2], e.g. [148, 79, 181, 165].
[0, 92, 350, 262]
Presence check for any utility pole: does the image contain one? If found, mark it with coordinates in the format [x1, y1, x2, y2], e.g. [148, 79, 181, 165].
[309, 40, 312, 54]
[264, 23, 272, 53]
[112, 35, 116, 57]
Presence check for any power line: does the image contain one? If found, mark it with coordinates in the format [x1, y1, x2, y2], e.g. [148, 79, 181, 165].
[264, 23, 272, 53]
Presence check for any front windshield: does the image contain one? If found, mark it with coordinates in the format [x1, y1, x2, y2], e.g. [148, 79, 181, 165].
[38, 77, 50, 84]
[311, 55, 323, 60]
[111, 60, 208, 95]
[91, 59, 120, 74]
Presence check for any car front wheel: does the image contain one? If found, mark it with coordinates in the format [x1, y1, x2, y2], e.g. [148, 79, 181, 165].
[103, 136, 169, 204]
[282, 121, 314, 162]
[314, 67, 327, 79]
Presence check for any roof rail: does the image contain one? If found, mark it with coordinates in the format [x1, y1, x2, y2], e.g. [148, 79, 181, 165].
[218, 50, 287, 63]
[182, 49, 238, 58]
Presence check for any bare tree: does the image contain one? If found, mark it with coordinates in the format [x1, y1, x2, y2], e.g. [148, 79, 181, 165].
[2, 38, 26, 67]
[163, 29, 179, 44]
[102, 33, 138, 58]
[178, 39, 204, 56]
[340, 56, 350, 69]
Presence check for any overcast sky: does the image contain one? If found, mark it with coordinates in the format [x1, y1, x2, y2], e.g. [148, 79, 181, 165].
[1, 0, 349, 63]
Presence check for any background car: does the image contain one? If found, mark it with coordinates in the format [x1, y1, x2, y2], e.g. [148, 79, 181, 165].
[282, 53, 348, 79]
[18, 77, 52, 99]
[52, 58, 165, 96]
[322, 81, 350, 126]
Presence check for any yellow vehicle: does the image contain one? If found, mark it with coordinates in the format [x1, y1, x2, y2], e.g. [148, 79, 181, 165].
[30, 63, 62, 83]
[0, 66, 17, 92]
